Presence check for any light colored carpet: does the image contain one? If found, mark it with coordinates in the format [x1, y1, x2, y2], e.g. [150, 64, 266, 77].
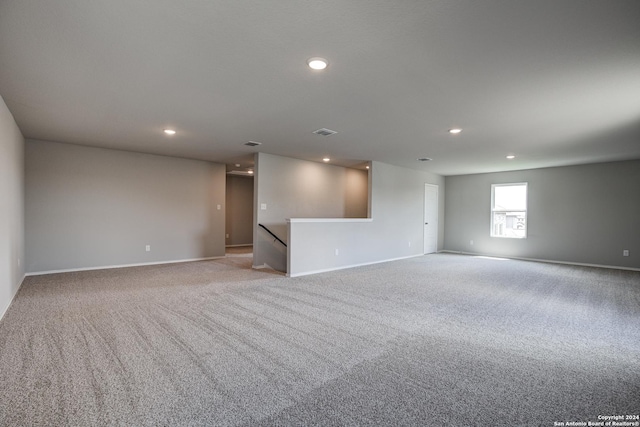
[225, 245, 253, 257]
[0, 254, 638, 426]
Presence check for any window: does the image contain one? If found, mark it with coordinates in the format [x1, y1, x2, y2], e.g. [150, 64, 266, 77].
[491, 183, 527, 238]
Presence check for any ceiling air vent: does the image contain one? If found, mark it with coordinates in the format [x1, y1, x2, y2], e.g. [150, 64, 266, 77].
[417, 157, 433, 162]
[244, 141, 262, 147]
[313, 128, 337, 136]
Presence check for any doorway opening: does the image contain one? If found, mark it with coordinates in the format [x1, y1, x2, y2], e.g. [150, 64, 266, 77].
[225, 172, 254, 264]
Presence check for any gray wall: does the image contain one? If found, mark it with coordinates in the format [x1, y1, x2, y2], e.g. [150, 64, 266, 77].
[0, 96, 25, 320]
[225, 175, 254, 246]
[255, 152, 369, 222]
[444, 160, 640, 269]
[370, 161, 445, 251]
[253, 153, 370, 270]
[345, 167, 369, 218]
[25, 140, 226, 273]
[288, 161, 445, 276]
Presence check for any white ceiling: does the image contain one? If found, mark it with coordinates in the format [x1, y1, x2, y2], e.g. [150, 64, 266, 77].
[1, 0, 639, 176]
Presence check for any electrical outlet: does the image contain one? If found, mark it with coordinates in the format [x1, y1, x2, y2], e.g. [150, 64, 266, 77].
[217, 204, 221, 210]
[470, 240, 474, 246]
[623, 250, 629, 257]
[408, 241, 411, 247]
[17, 258, 20, 267]
[146, 245, 151, 252]
[335, 249, 339, 256]
[261, 203, 267, 210]
[226, 234, 229, 238]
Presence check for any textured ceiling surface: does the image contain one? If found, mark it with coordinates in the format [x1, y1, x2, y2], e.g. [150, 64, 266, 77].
[1, 0, 639, 175]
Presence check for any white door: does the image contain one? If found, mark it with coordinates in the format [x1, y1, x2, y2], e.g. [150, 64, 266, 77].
[424, 184, 438, 254]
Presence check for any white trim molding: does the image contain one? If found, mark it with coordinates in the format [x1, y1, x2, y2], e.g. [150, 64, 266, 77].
[25, 257, 224, 276]
[287, 218, 373, 223]
[287, 254, 423, 278]
[440, 250, 640, 272]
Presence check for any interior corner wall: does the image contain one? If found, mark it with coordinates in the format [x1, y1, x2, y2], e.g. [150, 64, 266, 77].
[252, 153, 369, 269]
[444, 160, 640, 269]
[0, 96, 25, 320]
[25, 140, 226, 273]
[225, 175, 254, 246]
[370, 161, 446, 252]
[255, 152, 368, 222]
[345, 168, 369, 218]
[287, 161, 445, 276]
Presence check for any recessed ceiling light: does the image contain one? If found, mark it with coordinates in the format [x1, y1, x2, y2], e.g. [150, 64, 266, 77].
[506, 155, 516, 159]
[417, 157, 433, 162]
[448, 128, 462, 134]
[164, 129, 176, 135]
[248, 170, 254, 174]
[322, 157, 330, 162]
[308, 57, 328, 70]
[235, 163, 240, 167]
[365, 165, 370, 169]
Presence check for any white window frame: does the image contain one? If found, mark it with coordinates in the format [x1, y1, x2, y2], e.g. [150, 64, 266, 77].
[490, 182, 528, 239]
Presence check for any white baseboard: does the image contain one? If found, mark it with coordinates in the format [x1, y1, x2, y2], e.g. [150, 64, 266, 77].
[0, 273, 26, 323]
[225, 244, 253, 248]
[25, 256, 224, 276]
[440, 250, 640, 272]
[287, 254, 423, 278]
